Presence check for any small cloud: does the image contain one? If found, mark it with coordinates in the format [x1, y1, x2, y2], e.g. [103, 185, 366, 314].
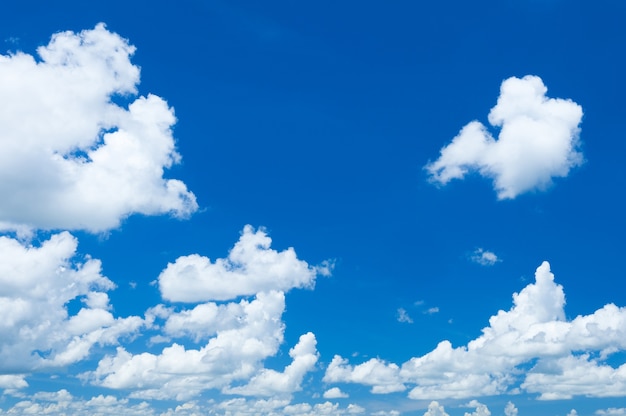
[323, 387, 348, 399]
[397, 308, 413, 323]
[471, 248, 500, 266]
[424, 307, 440, 315]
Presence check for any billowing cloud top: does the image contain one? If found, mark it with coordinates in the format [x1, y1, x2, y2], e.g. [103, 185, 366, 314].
[0, 24, 197, 233]
[426, 75, 583, 199]
[159, 225, 331, 302]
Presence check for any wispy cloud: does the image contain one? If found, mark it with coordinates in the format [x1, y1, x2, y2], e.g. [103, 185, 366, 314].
[397, 308, 413, 323]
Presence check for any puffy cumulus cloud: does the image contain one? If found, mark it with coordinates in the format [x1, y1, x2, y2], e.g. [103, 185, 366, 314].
[470, 249, 500, 266]
[464, 400, 491, 416]
[0, 23, 197, 234]
[87, 290, 288, 400]
[0, 232, 143, 378]
[504, 401, 518, 416]
[159, 225, 332, 302]
[323, 387, 349, 399]
[424, 401, 449, 416]
[224, 332, 319, 397]
[323, 356, 406, 394]
[426, 75, 583, 199]
[323, 262, 626, 401]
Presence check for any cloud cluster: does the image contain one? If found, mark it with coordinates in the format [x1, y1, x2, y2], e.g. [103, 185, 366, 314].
[84, 226, 329, 401]
[0, 23, 197, 234]
[324, 262, 626, 401]
[426, 75, 583, 199]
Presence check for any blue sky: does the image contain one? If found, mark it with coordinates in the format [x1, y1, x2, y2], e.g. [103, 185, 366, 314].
[1, 1, 626, 415]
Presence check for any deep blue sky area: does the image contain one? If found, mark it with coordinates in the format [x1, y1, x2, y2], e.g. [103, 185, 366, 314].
[1, 1, 626, 415]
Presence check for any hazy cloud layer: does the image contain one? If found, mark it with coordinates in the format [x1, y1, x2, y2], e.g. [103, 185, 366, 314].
[0, 24, 197, 233]
[426, 75, 583, 199]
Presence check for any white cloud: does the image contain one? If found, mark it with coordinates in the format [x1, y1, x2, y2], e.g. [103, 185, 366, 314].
[426, 75, 583, 199]
[424, 401, 449, 416]
[324, 261, 626, 401]
[464, 400, 491, 416]
[323, 387, 349, 399]
[424, 307, 440, 315]
[0, 23, 197, 234]
[471, 248, 500, 266]
[0, 232, 143, 376]
[397, 307, 414, 323]
[323, 356, 406, 394]
[224, 332, 319, 397]
[159, 225, 330, 302]
[504, 401, 518, 416]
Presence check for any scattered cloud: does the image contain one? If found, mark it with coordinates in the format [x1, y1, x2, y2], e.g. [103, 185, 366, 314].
[323, 387, 349, 399]
[424, 307, 440, 315]
[159, 225, 330, 302]
[426, 75, 583, 199]
[471, 248, 500, 266]
[323, 262, 626, 401]
[0, 24, 197, 234]
[397, 307, 414, 323]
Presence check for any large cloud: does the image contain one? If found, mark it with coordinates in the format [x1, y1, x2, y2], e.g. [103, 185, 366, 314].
[0, 232, 143, 384]
[324, 262, 626, 401]
[0, 23, 197, 233]
[159, 225, 331, 302]
[425, 75, 583, 199]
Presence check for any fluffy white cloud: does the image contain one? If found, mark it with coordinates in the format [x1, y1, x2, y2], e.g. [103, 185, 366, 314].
[323, 356, 406, 394]
[159, 225, 331, 302]
[224, 332, 319, 397]
[324, 387, 349, 399]
[471, 248, 500, 266]
[324, 262, 626, 401]
[0, 232, 143, 377]
[0, 23, 197, 233]
[424, 401, 449, 416]
[426, 75, 583, 199]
